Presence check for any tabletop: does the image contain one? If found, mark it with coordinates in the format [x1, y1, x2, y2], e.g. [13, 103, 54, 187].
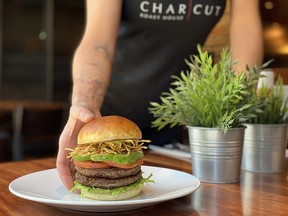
[1, 150, 288, 216]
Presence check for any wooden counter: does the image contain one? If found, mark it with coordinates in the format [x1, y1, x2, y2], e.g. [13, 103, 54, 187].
[1, 150, 288, 215]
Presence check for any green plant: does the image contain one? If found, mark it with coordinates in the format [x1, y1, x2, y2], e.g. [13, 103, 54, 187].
[149, 46, 264, 133]
[247, 75, 288, 124]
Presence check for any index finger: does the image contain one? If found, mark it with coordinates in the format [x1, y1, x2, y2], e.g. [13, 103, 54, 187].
[56, 118, 83, 190]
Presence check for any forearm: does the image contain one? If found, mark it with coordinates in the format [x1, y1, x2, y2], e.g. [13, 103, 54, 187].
[70, 1, 122, 114]
[72, 42, 113, 113]
[230, 0, 263, 72]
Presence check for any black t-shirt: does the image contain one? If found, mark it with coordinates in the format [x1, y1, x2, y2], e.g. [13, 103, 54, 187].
[101, 0, 227, 144]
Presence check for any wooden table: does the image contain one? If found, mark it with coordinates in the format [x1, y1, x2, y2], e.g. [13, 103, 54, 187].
[1, 150, 288, 215]
[0, 100, 67, 110]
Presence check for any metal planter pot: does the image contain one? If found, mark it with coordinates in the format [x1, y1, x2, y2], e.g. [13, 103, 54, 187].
[187, 126, 245, 183]
[242, 124, 288, 173]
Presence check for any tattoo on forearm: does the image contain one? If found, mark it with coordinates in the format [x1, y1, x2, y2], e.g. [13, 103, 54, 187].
[93, 45, 112, 62]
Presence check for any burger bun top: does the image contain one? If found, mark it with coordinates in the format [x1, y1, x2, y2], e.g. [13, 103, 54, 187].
[77, 115, 142, 144]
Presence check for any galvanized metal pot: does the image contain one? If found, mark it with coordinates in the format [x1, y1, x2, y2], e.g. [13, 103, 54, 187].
[187, 126, 246, 183]
[242, 124, 288, 173]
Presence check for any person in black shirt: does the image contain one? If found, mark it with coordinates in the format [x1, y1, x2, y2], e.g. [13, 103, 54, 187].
[57, 0, 263, 190]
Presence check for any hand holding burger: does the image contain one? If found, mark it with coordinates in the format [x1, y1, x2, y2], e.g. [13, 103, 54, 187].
[66, 115, 152, 201]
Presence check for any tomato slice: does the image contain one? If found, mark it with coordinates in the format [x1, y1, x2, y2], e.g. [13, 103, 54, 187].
[74, 160, 111, 169]
[73, 158, 144, 169]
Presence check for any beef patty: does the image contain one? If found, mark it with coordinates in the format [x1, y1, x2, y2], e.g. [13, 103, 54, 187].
[75, 165, 141, 179]
[75, 170, 142, 189]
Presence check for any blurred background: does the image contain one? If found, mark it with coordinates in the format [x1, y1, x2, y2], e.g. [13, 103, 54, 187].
[0, 0, 287, 102]
[205, 0, 288, 81]
[0, 0, 84, 101]
[0, 0, 287, 162]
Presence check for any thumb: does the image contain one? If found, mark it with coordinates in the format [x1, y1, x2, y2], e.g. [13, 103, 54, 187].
[70, 104, 95, 123]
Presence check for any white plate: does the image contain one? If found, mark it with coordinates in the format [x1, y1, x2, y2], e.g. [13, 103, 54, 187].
[9, 166, 200, 212]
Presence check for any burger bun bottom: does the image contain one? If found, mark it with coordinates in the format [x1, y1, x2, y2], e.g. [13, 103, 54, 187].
[81, 186, 142, 201]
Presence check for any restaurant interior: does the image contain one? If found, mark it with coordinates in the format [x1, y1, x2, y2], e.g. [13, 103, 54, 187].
[0, 0, 287, 163]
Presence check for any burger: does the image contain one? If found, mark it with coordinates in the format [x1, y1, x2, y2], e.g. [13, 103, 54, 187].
[66, 115, 152, 201]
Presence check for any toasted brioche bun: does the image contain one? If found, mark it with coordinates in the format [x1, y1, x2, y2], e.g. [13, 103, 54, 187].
[77, 115, 142, 144]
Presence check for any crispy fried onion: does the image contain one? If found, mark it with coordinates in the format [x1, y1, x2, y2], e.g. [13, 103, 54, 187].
[66, 139, 150, 158]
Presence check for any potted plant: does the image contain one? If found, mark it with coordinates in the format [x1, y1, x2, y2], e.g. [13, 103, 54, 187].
[149, 46, 263, 183]
[242, 71, 288, 173]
